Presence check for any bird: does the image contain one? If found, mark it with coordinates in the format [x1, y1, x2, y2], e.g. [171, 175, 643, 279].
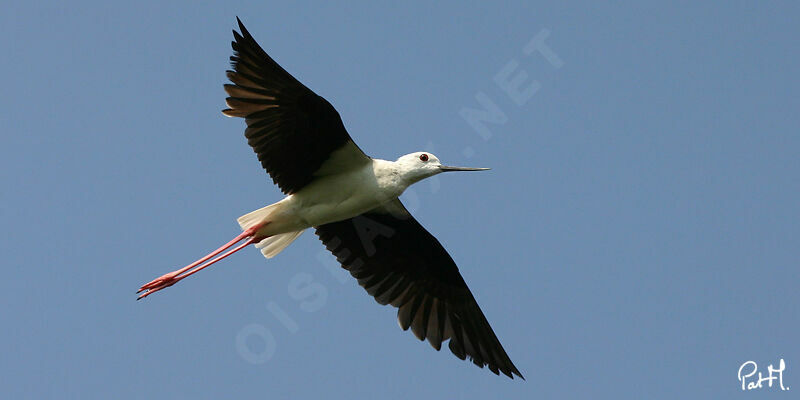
[138, 18, 523, 379]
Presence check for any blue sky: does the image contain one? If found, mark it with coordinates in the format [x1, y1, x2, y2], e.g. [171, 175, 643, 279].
[2, 1, 798, 399]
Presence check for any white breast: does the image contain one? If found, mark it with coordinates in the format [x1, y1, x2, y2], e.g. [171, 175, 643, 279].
[286, 159, 405, 227]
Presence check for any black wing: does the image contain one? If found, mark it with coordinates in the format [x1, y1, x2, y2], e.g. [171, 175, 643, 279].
[223, 18, 370, 194]
[314, 199, 524, 379]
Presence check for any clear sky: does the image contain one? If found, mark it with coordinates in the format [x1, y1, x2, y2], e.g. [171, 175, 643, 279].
[2, 1, 798, 399]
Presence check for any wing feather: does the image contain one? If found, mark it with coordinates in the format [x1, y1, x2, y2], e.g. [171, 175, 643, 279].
[223, 18, 370, 194]
[315, 199, 523, 379]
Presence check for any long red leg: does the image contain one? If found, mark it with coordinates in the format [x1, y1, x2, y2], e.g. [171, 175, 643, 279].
[171, 237, 257, 281]
[137, 224, 267, 300]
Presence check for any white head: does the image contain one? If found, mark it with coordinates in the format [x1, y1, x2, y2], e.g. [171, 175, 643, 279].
[395, 152, 489, 185]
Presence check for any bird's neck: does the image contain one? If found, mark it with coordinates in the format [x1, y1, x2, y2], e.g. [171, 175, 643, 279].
[373, 159, 415, 196]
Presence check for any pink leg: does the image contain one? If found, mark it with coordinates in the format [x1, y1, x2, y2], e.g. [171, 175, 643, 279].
[137, 224, 268, 300]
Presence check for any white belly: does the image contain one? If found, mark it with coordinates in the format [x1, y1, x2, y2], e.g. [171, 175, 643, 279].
[263, 161, 403, 234]
[294, 172, 397, 226]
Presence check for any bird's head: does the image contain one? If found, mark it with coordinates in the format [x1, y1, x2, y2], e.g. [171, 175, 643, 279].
[395, 152, 490, 185]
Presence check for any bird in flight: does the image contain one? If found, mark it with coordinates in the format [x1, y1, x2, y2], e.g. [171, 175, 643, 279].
[138, 18, 523, 379]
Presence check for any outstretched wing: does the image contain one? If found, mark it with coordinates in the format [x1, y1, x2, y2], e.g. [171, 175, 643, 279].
[223, 18, 370, 194]
[314, 199, 524, 379]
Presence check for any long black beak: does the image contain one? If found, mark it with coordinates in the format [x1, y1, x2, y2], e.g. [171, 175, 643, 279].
[438, 165, 491, 172]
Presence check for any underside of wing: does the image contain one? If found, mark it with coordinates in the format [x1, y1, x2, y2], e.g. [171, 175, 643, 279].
[314, 199, 523, 379]
[223, 18, 370, 194]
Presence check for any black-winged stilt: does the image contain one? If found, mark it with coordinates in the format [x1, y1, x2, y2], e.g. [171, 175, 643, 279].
[138, 18, 523, 379]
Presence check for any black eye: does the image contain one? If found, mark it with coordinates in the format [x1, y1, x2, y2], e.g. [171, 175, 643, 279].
[419, 154, 429, 162]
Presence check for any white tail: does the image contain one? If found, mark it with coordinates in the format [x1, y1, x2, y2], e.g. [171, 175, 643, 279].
[255, 230, 304, 258]
[237, 203, 304, 259]
[237, 203, 280, 232]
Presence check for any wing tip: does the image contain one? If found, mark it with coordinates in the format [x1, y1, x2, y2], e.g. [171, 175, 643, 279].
[236, 16, 246, 36]
[234, 17, 256, 45]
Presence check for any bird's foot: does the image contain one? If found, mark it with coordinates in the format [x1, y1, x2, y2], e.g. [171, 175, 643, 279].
[137, 271, 183, 300]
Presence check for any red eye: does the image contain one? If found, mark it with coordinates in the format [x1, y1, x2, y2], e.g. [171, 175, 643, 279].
[419, 154, 429, 162]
